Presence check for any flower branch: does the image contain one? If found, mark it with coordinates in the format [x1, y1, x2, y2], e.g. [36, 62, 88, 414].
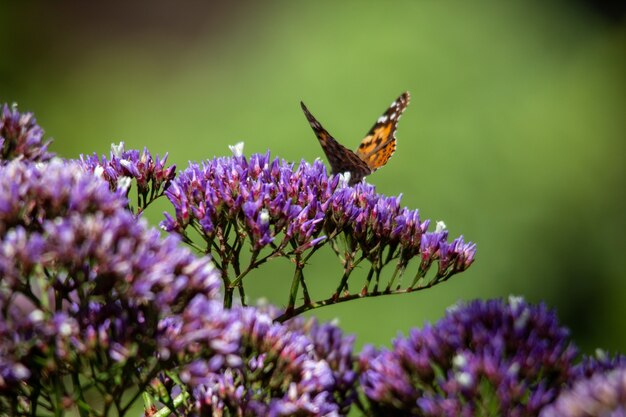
[162, 149, 477, 315]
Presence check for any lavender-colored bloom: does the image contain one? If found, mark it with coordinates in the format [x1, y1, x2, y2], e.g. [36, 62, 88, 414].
[539, 368, 626, 417]
[162, 152, 335, 252]
[0, 160, 220, 410]
[80, 142, 176, 213]
[0, 103, 54, 163]
[359, 297, 578, 417]
[0, 159, 127, 236]
[162, 151, 476, 304]
[161, 300, 345, 416]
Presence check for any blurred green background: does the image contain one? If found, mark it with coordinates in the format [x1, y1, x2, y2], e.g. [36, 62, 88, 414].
[1, 1, 624, 354]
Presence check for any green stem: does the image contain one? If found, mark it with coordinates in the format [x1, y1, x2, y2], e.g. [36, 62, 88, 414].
[360, 267, 375, 296]
[153, 391, 191, 417]
[238, 284, 247, 306]
[385, 261, 405, 292]
[71, 373, 90, 417]
[299, 268, 311, 305]
[333, 253, 365, 300]
[285, 254, 304, 315]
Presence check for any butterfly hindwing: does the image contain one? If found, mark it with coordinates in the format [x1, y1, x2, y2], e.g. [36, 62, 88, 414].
[300, 101, 371, 183]
[356, 92, 410, 171]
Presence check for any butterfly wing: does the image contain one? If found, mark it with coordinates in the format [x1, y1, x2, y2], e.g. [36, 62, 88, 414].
[300, 101, 371, 183]
[356, 92, 410, 171]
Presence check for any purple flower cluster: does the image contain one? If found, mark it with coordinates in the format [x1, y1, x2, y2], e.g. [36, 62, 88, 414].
[540, 368, 626, 417]
[0, 160, 220, 412]
[359, 297, 578, 417]
[328, 185, 476, 280]
[162, 151, 335, 251]
[159, 299, 354, 416]
[0, 159, 126, 236]
[80, 142, 176, 214]
[162, 151, 476, 308]
[0, 103, 54, 163]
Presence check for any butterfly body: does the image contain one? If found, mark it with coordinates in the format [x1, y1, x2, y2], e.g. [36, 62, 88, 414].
[301, 92, 410, 185]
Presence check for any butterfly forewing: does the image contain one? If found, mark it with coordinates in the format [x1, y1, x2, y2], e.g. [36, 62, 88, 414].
[300, 101, 371, 183]
[356, 92, 410, 171]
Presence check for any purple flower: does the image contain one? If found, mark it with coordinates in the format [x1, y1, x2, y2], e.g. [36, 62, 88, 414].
[0, 160, 220, 409]
[162, 152, 334, 252]
[0, 159, 127, 236]
[359, 297, 578, 417]
[161, 300, 346, 416]
[539, 368, 626, 417]
[162, 151, 476, 309]
[79, 142, 176, 214]
[0, 103, 54, 163]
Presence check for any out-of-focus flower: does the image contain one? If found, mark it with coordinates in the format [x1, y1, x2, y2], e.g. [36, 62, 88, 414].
[0, 160, 220, 412]
[0, 103, 54, 163]
[574, 350, 626, 380]
[262, 304, 358, 414]
[359, 297, 577, 417]
[160, 301, 347, 416]
[80, 142, 176, 214]
[0, 159, 126, 236]
[539, 368, 626, 417]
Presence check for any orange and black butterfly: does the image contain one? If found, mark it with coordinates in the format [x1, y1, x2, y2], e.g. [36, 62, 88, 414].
[300, 92, 410, 185]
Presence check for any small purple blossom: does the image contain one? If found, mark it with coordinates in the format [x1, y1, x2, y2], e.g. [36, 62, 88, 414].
[539, 368, 626, 417]
[359, 297, 578, 417]
[0, 103, 54, 163]
[0, 160, 220, 412]
[80, 142, 176, 214]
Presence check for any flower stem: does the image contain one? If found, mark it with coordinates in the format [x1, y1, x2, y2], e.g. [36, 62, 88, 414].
[285, 253, 305, 316]
[275, 284, 442, 322]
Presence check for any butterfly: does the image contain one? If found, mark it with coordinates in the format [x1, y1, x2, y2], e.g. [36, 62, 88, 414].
[300, 92, 410, 185]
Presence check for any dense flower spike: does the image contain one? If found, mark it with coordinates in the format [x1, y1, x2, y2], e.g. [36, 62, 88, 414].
[0, 103, 54, 163]
[159, 301, 348, 416]
[359, 297, 578, 417]
[0, 160, 220, 414]
[539, 368, 626, 417]
[80, 142, 176, 214]
[162, 150, 476, 311]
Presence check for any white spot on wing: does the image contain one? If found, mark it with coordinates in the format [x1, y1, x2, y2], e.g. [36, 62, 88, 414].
[377, 115, 387, 123]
